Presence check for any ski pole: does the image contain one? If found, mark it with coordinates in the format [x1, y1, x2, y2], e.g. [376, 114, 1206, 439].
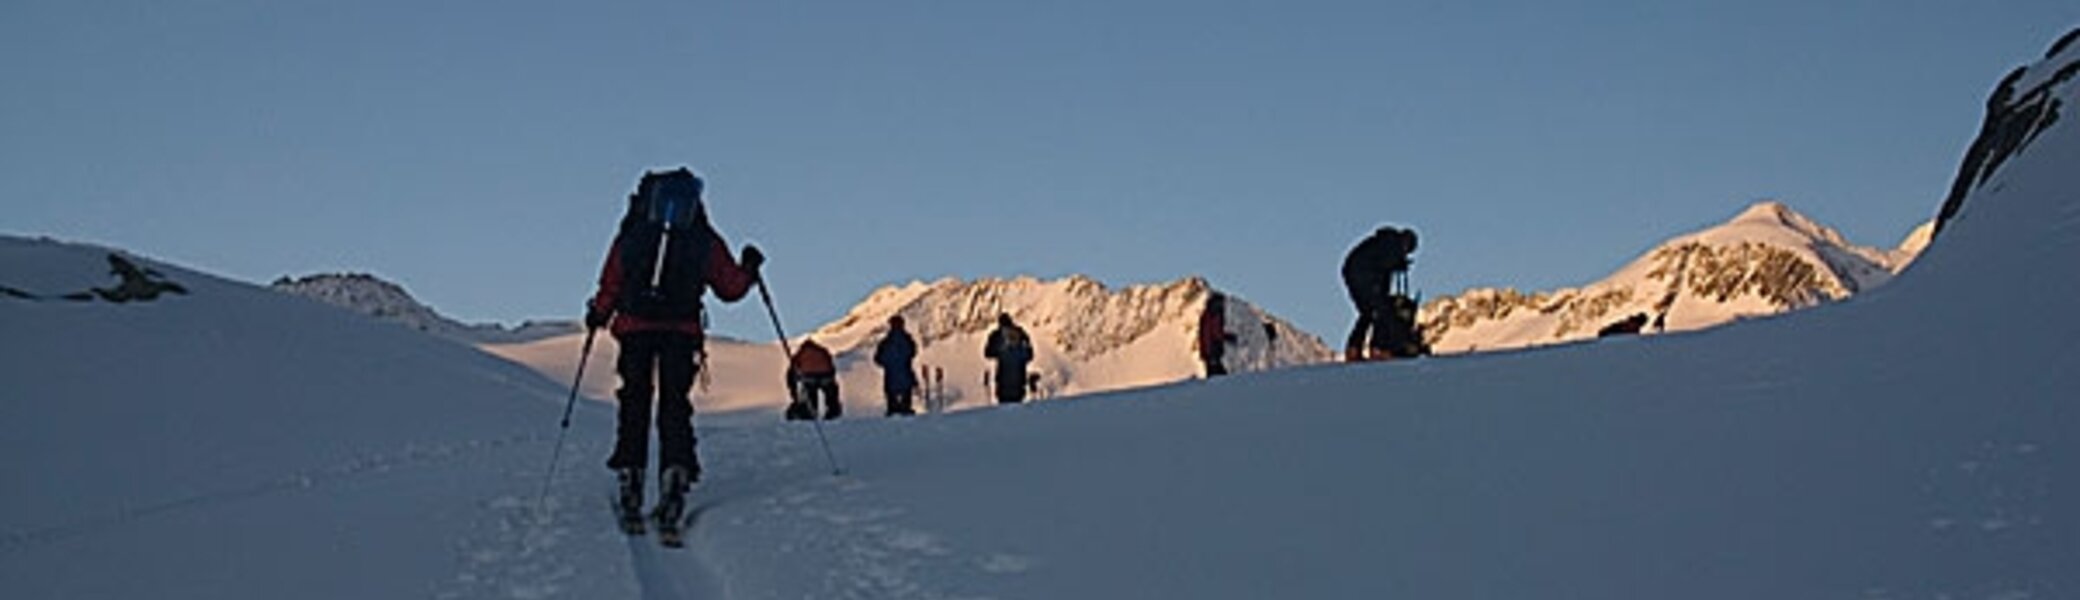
[537, 327, 599, 517]
[757, 278, 845, 476]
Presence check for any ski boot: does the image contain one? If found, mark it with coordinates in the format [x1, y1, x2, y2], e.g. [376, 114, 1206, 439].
[652, 465, 695, 548]
[614, 467, 646, 535]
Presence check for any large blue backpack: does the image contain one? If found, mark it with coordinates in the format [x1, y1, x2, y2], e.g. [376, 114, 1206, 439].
[615, 168, 712, 320]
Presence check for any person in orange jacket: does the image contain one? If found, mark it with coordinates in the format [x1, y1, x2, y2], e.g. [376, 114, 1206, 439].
[786, 338, 841, 420]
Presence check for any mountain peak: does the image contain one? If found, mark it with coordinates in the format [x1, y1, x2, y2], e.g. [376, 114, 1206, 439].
[800, 274, 1331, 396]
[1423, 199, 1931, 354]
[1730, 200, 1797, 224]
[271, 273, 575, 344]
[1723, 200, 1840, 241]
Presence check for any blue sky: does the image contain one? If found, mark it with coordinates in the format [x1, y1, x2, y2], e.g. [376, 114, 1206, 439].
[5, 1, 2076, 343]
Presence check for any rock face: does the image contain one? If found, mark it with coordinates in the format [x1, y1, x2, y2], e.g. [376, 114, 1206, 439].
[1937, 26, 2080, 236]
[1419, 201, 1931, 354]
[270, 273, 576, 344]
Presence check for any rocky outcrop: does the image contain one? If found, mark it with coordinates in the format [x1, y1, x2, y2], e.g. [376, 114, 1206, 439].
[1936, 26, 2080, 236]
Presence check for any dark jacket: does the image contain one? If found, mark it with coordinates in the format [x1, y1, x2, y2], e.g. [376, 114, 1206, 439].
[1341, 228, 1416, 293]
[984, 324, 1034, 387]
[874, 329, 919, 391]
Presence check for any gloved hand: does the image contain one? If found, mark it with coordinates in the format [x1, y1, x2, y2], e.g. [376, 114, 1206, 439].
[740, 244, 766, 278]
[585, 303, 611, 331]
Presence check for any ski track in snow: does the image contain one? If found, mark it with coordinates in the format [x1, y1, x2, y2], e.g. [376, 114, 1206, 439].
[701, 424, 1022, 600]
[440, 433, 740, 600]
[626, 498, 727, 600]
[626, 533, 693, 600]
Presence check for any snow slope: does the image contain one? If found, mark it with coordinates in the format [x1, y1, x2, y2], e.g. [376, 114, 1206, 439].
[483, 334, 788, 417]
[0, 238, 610, 598]
[1420, 200, 1931, 353]
[484, 275, 1334, 418]
[4, 29, 2075, 600]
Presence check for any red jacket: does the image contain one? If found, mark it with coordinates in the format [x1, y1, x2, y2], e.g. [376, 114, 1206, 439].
[792, 340, 836, 377]
[589, 225, 755, 336]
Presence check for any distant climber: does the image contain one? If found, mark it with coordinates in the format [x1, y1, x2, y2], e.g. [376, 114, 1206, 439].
[983, 313, 1035, 404]
[1197, 292, 1237, 377]
[586, 167, 764, 536]
[873, 315, 919, 416]
[1341, 226, 1427, 361]
[787, 338, 841, 421]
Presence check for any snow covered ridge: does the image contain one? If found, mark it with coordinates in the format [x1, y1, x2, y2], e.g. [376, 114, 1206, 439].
[807, 274, 1334, 399]
[484, 274, 1336, 415]
[271, 272, 577, 344]
[1419, 201, 1933, 354]
[812, 275, 1326, 361]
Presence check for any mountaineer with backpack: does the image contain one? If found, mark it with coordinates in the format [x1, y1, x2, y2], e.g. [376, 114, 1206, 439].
[585, 167, 764, 543]
[873, 315, 919, 417]
[1341, 226, 1426, 361]
[983, 313, 1035, 404]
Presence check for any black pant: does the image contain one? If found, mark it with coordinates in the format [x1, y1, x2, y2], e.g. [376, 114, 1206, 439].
[1202, 355, 1228, 377]
[1345, 274, 1389, 354]
[995, 370, 1027, 404]
[884, 384, 916, 416]
[793, 375, 841, 419]
[607, 331, 701, 475]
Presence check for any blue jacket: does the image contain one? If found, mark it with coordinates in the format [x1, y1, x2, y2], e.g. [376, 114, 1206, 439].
[874, 329, 919, 391]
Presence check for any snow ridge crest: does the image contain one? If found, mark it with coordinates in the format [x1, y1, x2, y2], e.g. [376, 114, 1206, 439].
[1420, 200, 1932, 354]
